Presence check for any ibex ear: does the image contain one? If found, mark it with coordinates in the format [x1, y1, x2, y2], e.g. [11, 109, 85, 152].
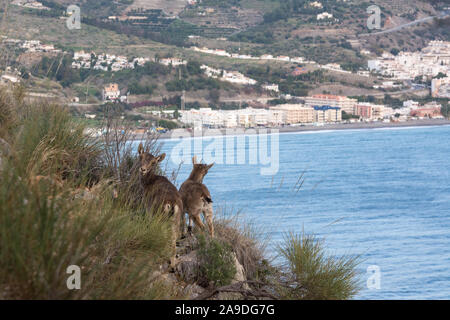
[157, 153, 166, 162]
[207, 163, 214, 170]
[192, 155, 197, 165]
[138, 143, 144, 155]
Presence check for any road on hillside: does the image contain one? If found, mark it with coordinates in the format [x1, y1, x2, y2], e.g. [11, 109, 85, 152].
[359, 11, 450, 37]
[368, 87, 429, 97]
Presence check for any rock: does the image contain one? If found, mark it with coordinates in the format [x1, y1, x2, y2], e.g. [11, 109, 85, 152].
[183, 284, 205, 299]
[150, 270, 162, 281]
[176, 233, 198, 256]
[149, 271, 179, 299]
[231, 253, 249, 290]
[176, 250, 199, 283]
[150, 270, 178, 288]
[216, 291, 243, 300]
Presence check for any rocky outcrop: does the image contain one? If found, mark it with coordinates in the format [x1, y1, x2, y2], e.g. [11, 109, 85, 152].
[176, 250, 198, 283]
[153, 233, 251, 300]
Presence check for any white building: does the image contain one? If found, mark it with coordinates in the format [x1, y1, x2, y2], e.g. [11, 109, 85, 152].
[159, 58, 187, 66]
[310, 1, 323, 9]
[403, 100, 420, 109]
[317, 12, 333, 20]
[1, 74, 20, 84]
[368, 41, 450, 80]
[201, 65, 257, 86]
[181, 107, 286, 128]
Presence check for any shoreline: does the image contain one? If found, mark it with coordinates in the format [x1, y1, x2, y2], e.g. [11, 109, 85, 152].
[150, 119, 450, 140]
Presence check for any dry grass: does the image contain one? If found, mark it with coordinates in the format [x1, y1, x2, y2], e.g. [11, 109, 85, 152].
[0, 87, 176, 299]
[213, 210, 269, 282]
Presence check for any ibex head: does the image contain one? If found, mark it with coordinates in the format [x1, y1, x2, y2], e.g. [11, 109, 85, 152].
[138, 143, 166, 177]
[189, 156, 214, 182]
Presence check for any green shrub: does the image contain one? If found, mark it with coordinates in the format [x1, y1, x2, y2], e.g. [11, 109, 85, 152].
[197, 235, 236, 287]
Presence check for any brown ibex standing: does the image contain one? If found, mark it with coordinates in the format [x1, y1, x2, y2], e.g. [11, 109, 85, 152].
[179, 156, 214, 237]
[138, 143, 183, 267]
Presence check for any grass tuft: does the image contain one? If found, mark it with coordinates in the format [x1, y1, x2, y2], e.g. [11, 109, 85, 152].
[277, 232, 361, 300]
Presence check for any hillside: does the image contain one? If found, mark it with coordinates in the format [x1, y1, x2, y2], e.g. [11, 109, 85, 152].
[1, 0, 448, 110]
[188, 0, 449, 63]
[38, 0, 450, 64]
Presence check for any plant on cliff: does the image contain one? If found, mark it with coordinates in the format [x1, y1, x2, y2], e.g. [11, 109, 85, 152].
[277, 232, 361, 300]
[197, 235, 237, 288]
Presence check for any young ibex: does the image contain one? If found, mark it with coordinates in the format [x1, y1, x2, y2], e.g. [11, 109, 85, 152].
[138, 143, 183, 267]
[179, 156, 214, 237]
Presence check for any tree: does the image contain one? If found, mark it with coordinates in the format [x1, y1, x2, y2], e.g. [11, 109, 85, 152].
[441, 103, 450, 119]
[434, 72, 447, 79]
[390, 48, 400, 56]
[342, 111, 359, 120]
[208, 89, 220, 104]
[186, 60, 202, 76]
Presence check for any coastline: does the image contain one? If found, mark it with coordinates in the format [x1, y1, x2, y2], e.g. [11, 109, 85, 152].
[149, 119, 450, 141]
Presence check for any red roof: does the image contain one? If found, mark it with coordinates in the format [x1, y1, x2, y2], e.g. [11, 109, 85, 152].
[291, 67, 308, 76]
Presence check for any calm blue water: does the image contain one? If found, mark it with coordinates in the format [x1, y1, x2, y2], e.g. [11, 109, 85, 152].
[138, 125, 450, 299]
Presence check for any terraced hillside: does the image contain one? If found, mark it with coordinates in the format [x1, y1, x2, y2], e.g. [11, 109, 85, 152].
[125, 0, 189, 16]
[1, 0, 448, 105]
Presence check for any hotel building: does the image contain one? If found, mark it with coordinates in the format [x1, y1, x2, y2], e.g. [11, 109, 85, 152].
[305, 94, 358, 114]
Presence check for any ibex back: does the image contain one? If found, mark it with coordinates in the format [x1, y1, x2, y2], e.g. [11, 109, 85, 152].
[179, 156, 214, 237]
[138, 143, 183, 267]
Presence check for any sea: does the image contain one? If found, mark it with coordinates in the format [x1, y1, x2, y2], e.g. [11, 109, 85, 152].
[135, 125, 450, 299]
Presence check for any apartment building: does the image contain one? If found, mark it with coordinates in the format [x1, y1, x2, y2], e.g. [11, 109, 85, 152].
[181, 107, 285, 128]
[432, 77, 450, 98]
[102, 83, 121, 102]
[410, 107, 442, 118]
[271, 104, 314, 124]
[373, 105, 394, 119]
[305, 95, 357, 114]
[351, 103, 394, 120]
[268, 109, 286, 126]
[354, 105, 372, 119]
[313, 106, 342, 123]
[181, 104, 344, 128]
[236, 108, 270, 127]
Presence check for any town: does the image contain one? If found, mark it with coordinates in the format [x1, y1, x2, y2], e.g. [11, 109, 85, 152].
[0, 35, 448, 134]
[177, 95, 444, 130]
